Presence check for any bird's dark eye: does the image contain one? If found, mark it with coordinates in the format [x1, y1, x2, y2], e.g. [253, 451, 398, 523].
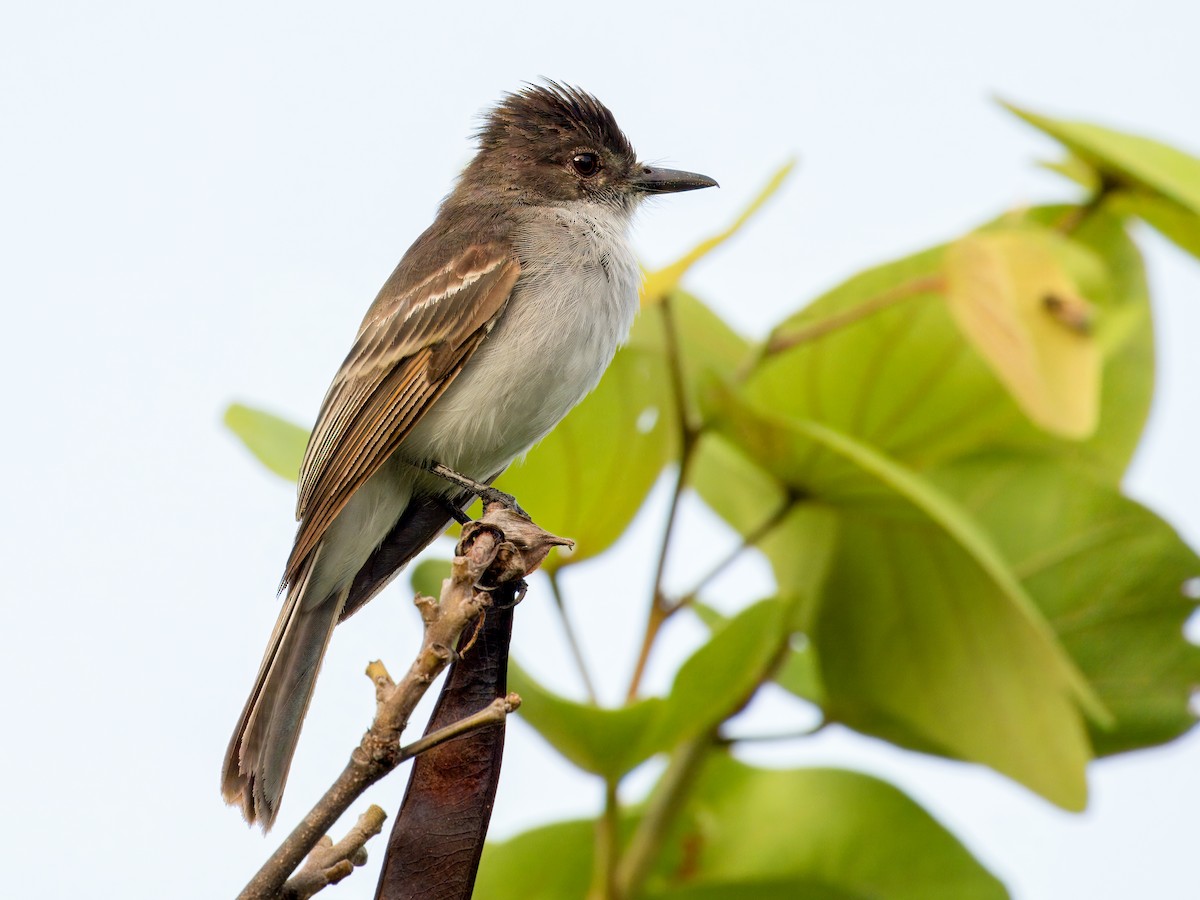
[571, 152, 601, 177]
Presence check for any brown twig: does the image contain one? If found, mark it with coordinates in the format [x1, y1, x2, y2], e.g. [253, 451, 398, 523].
[548, 569, 599, 703]
[236, 505, 570, 900]
[281, 805, 387, 900]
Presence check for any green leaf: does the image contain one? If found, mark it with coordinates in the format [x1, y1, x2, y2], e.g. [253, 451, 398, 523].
[932, 454, 1200, 756]
[508, 659, 664, 780]
[223, 402, 309, 481]
[1005, 103, 1200, 263]
[773, 633, 826, 707]
[642, 161, 795, 306]
[690, 432, 789, 537]
[1039, 154, 1102, 191]
[706, 392, 1100, 808]
[746, 207, 1150, 483]
[758, 504, 840, 631]
[478, 762, 1006, 899]
[408, 557, 450, 599]
[819, 513, 1092, 809]
[646, 599, 789, 748]
[1004, 101, 1200, 216]
[689, 602, 826, 707]
[646, 756, 1008, 900]
[629, 290, 753, 426]
[1109, 189, 1200, 259]
[511, 599, 798, 779]
[496, 344, 673, 571]
[752, 245, 1029, 471]
[475, 817, 597, 900]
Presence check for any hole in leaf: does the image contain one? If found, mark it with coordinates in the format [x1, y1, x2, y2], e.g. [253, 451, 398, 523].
[636, 406, 660, 434]
[1183, 602, 1200, 646]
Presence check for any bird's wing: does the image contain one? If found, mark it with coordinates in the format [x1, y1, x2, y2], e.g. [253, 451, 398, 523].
[284, 242, 520, 586]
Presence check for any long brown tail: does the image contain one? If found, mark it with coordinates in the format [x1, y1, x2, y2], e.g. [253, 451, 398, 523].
[221, 488, 477, 829]
[221, 547, 346, 830]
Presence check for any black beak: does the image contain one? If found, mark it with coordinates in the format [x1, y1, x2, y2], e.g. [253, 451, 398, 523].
[632, 165, 719, 194]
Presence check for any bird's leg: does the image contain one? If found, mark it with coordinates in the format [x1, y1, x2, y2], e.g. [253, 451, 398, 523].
[436, 495, 474, 526]
[423, 461, 530, 520]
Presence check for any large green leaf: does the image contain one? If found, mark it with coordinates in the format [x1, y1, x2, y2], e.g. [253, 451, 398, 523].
[475, 817, 598, 900]
[689, 432, 789, 536]
[706, 391, 1099, 808]
[1110, 189, 1200, 259]
[628, 289, 753, 425]
[1004, 102, 1200, 215]
[691, 602, 827, 708]
[510, 599, 795, 779]
[223, 402, 308, 481]
[645, 756, 1008, 900]
[743, 208, 1150, 482]
[819, 514, 1092, 809]
[496, 344, 673, 571]
[643, 599, 788, 749]
[932, 454, 1200, 755]
[1006, 103, 1200, 263]
[508, 660, 664, 780]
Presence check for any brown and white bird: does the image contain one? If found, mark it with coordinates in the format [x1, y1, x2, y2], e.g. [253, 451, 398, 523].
[222, 82, 716, 828]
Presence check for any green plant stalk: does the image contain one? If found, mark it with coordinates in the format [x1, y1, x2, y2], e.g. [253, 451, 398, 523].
[615, 734, 713, 898]
[588, 778, 623, 900]
[759, 274, 945, 362]
[547, 568, 598, 703]
[626, 296, 701, 700]
[1053, 180, 1120, 235]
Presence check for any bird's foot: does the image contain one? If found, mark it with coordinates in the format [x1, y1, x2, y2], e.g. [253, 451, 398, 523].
[476, 486, 530, 520]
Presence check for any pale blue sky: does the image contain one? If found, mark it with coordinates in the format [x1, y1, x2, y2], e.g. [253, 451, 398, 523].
[2, 1, 1198, 897]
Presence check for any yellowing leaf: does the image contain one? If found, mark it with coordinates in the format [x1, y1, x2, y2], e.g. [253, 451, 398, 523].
[943, 229, 1101, 439]
[641, 160, 795, 307]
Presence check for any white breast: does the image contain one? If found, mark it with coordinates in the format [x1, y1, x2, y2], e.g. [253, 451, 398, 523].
[402, 201, 642, 479]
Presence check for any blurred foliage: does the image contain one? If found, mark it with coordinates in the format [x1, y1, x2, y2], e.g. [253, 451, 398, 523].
[226, 105, 1200, 898]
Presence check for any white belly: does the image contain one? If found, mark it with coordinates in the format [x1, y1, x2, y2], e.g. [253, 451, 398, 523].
[315, 202, 640, 595]
[402, 202, 641, 478]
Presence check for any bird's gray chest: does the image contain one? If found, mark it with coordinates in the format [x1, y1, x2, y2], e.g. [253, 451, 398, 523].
[411, 204, 641, 473]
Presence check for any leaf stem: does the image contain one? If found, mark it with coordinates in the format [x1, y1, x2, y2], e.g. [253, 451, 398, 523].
[758, 274, 945, 361]
[666, 495, 797, 616]
[589, 779, 622, 900]
[547, 569, 598, 703]
[627, 296, 700, 700]
[615, 735, 712, 898]
[1053, 178, 1119, 235]
[715, 721, 828, 745]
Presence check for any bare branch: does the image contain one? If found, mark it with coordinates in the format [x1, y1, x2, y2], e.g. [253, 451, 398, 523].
[397, 694, 521, 762]
[281, 805, 387, 900]
[236, 504, 569, 900]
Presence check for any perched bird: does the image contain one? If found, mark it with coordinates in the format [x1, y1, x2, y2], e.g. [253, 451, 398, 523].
[222, 82, 717, 828]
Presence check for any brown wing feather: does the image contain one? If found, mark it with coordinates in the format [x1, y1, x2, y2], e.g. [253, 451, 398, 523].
[284, 246, 520, 586]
